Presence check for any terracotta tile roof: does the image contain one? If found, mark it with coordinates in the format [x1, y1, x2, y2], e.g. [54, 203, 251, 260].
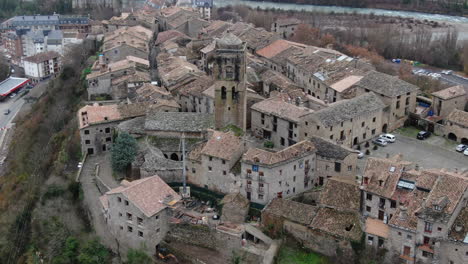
[188, 141, 207, 162]
[256, 39, 306, 59]
[24, 51, 60, 64]
[414, 169, 440, 191]
[320, 178, 360, 211]
[251, 97, 313, 123]
[365, 218, 389, 238]
[229, 22, 281, 51]
[243, 140, 316, 166]
[446, 109, 468, 127]
[111, 70, 151, 86]
[309, 208, 362, 241]
[260, 69, 296, 91]
[421, 171, 468, 215]
[330, 75, 363, 93]
[362, 155, 412, 199]
[389, 189, 428, 231]
[178, 75, 214, 97]
[432, 85, 466, 100]
[106, 175, 181, 217]
[135, 83, 171, 102]
[204, 20, 232, 37]
[275, 18, 301, 27]
[78, 104, 121, 129]
[200, 131, 243, 161]
[155, 30, 188, 45]
[262, 198, 317, 225]
[150, 98, 180, 109]
[356, 70, 419, 97]
[86, 56, 149, 80]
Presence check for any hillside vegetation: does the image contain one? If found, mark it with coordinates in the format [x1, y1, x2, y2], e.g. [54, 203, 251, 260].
[0, 41, 113, 263]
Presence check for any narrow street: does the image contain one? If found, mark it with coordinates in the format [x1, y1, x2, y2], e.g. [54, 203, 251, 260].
[80, 153, 119, 252]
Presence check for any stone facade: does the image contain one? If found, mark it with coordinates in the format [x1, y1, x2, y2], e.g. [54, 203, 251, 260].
[213, 33, 247, 131]
[104, 193, 171, 256]
[271, 18, 300, 39]
[431, 85, 466, 119]
[443, 109, 468, 144]
[240, 141, 316, 204]
[80, 121, 117, 155]
[302, 92, 386, 148]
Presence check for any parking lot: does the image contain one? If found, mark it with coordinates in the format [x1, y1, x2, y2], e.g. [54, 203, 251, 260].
[357, 130, 468, 174]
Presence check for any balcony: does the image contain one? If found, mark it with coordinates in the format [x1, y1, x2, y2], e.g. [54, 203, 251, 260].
[258, 176, 264, 182]
[417, 244, 434, 254]
[246, 173, 252, 179]
[258, 187, 265, 194]
[245, 185, 252, 192]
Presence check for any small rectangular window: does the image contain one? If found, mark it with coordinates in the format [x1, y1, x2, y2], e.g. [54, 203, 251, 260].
[137, 217, 143, 226]
[138, 231, 143, 237]
[127, 226, 133, 232]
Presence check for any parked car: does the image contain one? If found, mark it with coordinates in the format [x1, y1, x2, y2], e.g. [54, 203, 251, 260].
[372, 138, 388, 146]
[417, 131, 431, 140]
[9, 93, 16, 98]
[456, 144, 467, 152]
[357, 151, 365, 159]
[464, 148, 468, 156]
[3, 109, 10, 115]
[379, 134, 396, 143]
[441, 70, 453, 75]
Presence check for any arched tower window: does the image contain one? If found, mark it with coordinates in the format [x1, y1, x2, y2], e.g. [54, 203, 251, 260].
[221, 86, 227, 100]
[232, 86, 238, 101]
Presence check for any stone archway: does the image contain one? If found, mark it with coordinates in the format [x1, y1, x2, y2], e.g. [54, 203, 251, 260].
[170, 153, 179, 161]
[353, 137, 359, 146]
[448, 133, 457, 141]
[461, 138, 468, 145]
[382, 124, 388, 133]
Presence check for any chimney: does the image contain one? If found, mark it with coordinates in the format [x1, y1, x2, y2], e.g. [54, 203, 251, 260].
[399, 206, 408, 221]
[415, 164, 419, 171]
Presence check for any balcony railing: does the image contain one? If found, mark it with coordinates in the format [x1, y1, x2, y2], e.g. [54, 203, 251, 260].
[245, 185, 252, 191]
[246, 173, 252, 179]
[258, 187, 264, 194]
[258, 176, 264, 182]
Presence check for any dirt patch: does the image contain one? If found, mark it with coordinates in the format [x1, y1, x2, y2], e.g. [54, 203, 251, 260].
[163, 240, 227, 264]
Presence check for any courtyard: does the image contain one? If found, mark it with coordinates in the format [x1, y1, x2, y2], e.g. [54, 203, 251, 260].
[357, 127, 468, 174]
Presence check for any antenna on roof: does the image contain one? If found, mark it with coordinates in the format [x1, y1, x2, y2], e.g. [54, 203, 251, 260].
[179, 132, 191, 199]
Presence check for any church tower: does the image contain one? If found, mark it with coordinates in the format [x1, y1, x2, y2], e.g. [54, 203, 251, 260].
[213, 33, 247, 131]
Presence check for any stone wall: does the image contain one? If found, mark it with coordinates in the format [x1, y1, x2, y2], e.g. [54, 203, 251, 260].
[166, 224, 258, 261]
[283, 220, 356, 260]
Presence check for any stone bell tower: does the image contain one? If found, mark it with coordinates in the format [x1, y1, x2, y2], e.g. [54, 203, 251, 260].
[213, 33, 247, 131]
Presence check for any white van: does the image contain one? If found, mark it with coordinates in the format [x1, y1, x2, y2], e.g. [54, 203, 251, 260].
[379, 134, 396, 143]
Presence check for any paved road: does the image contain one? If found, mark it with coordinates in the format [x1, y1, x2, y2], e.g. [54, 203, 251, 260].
[358, 134, 468, 174]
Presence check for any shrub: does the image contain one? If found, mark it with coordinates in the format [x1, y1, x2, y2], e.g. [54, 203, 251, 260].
[111, 132, 137, 172]
[373, 145, 378, 150]
[365, 149, 371, 155]
[264, 141, 274, 148]
[127, 249, 152, 264]
[77, 239, 110, 264]
[365, 142, 370, 148]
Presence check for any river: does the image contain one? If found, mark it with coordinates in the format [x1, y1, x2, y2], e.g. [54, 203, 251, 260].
[214, 0, 468, 24]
